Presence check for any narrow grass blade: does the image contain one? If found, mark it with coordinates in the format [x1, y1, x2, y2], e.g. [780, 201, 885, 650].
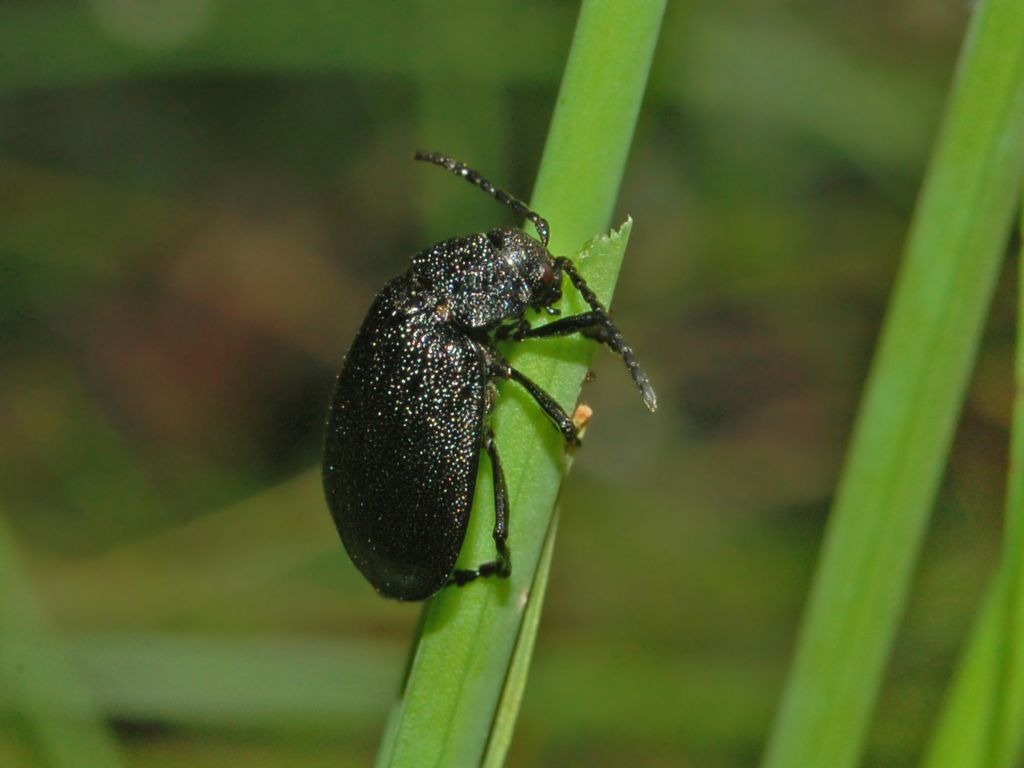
[479, 299, 598, 768]
[762, 1, 1024, 766]
[922, 204, 1024, 768]
[481, 507, 560, 768]
[376, 1, 666, 765]
[983, 203, 1024, 768]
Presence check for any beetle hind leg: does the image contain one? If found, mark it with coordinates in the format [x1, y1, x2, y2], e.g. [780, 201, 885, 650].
[448, 429, 512, 589]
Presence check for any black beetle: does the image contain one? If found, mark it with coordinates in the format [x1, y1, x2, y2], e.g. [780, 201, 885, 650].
[322, 151, 656, 601]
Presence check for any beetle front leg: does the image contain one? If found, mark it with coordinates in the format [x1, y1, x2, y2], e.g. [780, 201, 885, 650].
[518, 310, 657, 413]
[495, 316, 531, 341]
[448, 428, 512, 588]
[516, 310, 608, 340]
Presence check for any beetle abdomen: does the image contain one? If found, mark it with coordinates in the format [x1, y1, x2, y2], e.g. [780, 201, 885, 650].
[322, 276, 487, 600]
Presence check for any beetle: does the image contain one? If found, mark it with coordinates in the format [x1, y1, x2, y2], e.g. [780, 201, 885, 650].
[322, 151, 656, 601]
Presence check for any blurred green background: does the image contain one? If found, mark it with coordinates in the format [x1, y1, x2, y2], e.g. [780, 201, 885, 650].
[0, 1, 1013, 766]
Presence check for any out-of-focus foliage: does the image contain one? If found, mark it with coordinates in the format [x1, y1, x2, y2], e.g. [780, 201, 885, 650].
[0, 1, 1009, 766]
[765, 0, 1024, 763]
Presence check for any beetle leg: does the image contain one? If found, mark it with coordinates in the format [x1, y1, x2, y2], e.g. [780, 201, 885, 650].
[516, 310, 608, 339]
[518, 301, 657, 413]
[518, 310, 624, 347]
[448, 428, 512, 588]
[484, 351, 581, 447]
[507, 367, 581, 447]
[494, 316, 531, 341]
[545, 258, 657, 412]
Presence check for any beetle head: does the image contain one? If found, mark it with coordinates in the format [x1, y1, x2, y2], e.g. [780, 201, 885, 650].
[411, 227, 560, 329]
[485, 227, 562, 312]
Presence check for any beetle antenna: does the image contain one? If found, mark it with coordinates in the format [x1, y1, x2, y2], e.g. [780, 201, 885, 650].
[414, 151, 551, 247]
[555, 257, 658, 412]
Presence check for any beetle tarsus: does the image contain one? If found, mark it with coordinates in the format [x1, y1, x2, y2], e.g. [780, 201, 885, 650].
[529, 260, 658, 413]
[446, 430, 512, 590]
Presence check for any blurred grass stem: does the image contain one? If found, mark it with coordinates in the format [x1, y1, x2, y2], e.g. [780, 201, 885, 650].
[763, 0, 1024, 766]
[0, 511, 123, 768]
[922, 205, 1024, 768]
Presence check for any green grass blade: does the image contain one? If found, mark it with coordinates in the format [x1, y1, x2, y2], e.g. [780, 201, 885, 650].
[479, 272, 600, 768]
[52, 633, 399, 731]
[985, 200, 1024, 767]
[762, 1, 1024, 766]
[481, 508, 560, 768]
[921, 581, 1012, 767]
[922, 203, 1024, 768]
[376, 2, 666, 765]
[0, 510, 123, 768]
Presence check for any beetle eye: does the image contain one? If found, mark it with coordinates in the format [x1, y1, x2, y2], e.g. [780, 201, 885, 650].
[487, 231, 504, 248]
[540, 262, 554, 284]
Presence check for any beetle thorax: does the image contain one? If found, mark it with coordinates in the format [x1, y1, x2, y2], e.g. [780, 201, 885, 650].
[410, 228, 559, 329]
